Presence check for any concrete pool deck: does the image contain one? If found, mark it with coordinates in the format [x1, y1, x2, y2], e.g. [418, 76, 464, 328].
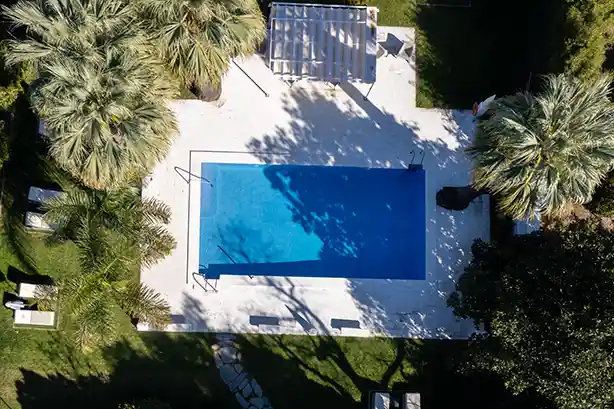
[140, 26, 490, 338]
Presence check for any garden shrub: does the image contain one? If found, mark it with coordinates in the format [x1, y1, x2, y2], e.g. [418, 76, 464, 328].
[587, 171, 614, 216]
[0, 120, 9, 170]
[563, 0, 614, 79]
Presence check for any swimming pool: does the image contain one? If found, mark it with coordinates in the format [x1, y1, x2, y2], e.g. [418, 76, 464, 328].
[198, 163, 426, 280]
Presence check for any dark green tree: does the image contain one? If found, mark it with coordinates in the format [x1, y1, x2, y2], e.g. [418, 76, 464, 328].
[449, 220, 614, 408]
[563, 0, 614, 79]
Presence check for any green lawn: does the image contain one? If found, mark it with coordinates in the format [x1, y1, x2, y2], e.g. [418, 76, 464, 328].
[0, 231, 232, 408]
[0, 233, 81, 406]
[238, 335, 514, 409]
[0, 317, 516, 409]
[0, 328, 236, 408]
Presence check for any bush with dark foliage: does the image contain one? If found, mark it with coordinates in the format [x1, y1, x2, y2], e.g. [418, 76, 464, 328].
[449, 219, 614, 408]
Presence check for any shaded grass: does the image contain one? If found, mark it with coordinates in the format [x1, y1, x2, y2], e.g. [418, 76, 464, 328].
[1, 327, 540, 409]
[1, 331, 235, 409]
[238, 335, 533, 409]
[411, 0, 567, 108]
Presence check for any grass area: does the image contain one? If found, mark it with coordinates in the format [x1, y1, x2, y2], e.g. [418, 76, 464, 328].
[410, 0, 568, 108]
[0, 233, 80, 405]
[0, 228, 227, 407]
[238, 335, 522, 409]
[1, 314, 525, 409]
[0, 329, 235, 408]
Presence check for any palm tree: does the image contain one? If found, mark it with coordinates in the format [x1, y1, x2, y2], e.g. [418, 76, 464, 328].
[468, 74, 614, 220]
[3, 0, 178, 189]
[43, 182, 177, 267]
[135, 0, 266, 96]
[38, 180, 176, 348]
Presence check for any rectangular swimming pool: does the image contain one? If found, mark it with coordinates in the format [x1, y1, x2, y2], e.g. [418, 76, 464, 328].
[198, 163, 426, 280]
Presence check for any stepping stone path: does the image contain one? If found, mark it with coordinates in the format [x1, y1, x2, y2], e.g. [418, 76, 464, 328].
[213, 334, 274, 409]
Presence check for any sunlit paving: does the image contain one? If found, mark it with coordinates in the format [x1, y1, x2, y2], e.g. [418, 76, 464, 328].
[140, 11, 489, 338]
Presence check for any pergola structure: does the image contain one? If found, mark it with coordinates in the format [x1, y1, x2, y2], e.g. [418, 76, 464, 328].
[267, 2, 379, 85]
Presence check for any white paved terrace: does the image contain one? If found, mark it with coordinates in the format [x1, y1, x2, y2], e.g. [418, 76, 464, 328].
[140, 27, 489, 338]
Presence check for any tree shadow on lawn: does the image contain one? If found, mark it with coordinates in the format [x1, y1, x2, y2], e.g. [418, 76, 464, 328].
[15, 332, 236, 409]
[233, 278, 542, 409]
[1, 91, 54, 276]
[237, 333, 541, 409]
[414, 0, 568, 108]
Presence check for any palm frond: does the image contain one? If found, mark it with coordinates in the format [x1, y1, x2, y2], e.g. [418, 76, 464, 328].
[136, 0, 266, 87]
[469, 73, 614, 219]
[141, 196, 172, 224]
[5, 0, 178, 189]
[115, 282, 171, 329]
[72, 294, 117, 348]
[34, 285, 59, 312]
[138, 224, 177, 268]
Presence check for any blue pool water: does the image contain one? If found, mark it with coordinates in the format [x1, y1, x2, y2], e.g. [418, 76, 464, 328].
[198, 163, 426, 280]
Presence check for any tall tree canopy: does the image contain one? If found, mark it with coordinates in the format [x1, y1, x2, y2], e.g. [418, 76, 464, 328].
[3, 0, 178, 189]
[468, 74, 614, 219]
[39, 179, 176, 348]
[449, 220, 614, 409]
[135, 0, 266, 92]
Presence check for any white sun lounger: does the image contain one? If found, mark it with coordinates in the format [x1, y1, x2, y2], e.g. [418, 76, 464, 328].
[18, 283, 55, 299]
[25, 187, 63, 231]
[403, 393, 421, 409]
[28, 186, 62, 204]
[14, 310, 56, 327]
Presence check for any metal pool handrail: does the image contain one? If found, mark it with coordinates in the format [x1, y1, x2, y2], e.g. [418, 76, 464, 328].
[217, 245, 254, 279]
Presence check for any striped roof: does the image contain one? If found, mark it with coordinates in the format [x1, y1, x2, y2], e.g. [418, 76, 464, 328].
[267, 3, 378, 83]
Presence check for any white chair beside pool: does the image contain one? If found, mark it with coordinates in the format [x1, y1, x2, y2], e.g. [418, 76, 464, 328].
[371, 392, 421, 409]
[24, 211, 57, 231]
[373, 392, 391, 409]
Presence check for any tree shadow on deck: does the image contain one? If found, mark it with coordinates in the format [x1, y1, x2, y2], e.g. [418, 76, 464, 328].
[242, 84, 483, 338]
